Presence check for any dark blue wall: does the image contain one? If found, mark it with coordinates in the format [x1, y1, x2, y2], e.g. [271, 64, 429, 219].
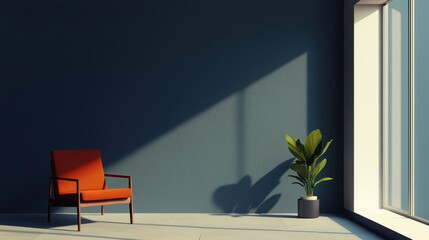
[0, 0, 343, 213]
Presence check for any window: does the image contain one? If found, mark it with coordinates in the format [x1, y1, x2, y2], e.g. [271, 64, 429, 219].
[383, 0, 409, 214]
[414, 0, 429, 221]
[383, 0, 429, 224]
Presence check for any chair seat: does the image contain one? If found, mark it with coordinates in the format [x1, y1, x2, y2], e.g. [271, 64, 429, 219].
[80, 188, 132, 202]
[56, 188, 132, 202]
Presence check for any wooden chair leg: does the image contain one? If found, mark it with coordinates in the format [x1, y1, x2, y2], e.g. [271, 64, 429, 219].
[129, 199, 134, 224]
[77, 206, 81, 231]
[101, 206, 104, 215]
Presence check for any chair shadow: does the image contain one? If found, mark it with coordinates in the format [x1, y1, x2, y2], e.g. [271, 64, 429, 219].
[212, 159, 294, 214]
[0, 213, 95, 231]
[0, 213, 141, 240]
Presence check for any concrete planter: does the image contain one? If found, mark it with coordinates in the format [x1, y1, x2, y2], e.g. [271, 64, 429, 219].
[298, 196, 319, 218]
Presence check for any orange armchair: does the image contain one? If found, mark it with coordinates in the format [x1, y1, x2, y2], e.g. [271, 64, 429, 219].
[48, 149, 133, 231]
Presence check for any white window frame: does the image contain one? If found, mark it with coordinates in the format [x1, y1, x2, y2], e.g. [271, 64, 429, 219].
[347, 0, 429, 238]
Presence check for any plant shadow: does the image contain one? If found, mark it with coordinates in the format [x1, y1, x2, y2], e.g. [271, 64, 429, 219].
[213, 159, 294, 214]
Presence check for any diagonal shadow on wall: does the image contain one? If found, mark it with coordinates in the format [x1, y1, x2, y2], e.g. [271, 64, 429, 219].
[0, 0, 343, 213]
[213, 159, 293, 214]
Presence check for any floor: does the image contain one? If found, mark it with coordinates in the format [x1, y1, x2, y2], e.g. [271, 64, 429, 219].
[357, 209, 429, 239]
[0, 213, 384, 240]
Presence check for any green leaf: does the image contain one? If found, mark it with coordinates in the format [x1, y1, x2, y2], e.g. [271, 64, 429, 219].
[288, 146, 305, 162]
[314, 177, 333, 187]
[285, 135, 297, 147]
[319, 139, 333, 158]
[290, 163, 308, 179]
[304, 129, 322, 165]
[311, 159, 327, 180]
[286, 135, 306, 161]
[297, 140, 308, 162]
[303, 145, 312, 164]
[286, 130, 333, 192]
[305, 130, 322, 155]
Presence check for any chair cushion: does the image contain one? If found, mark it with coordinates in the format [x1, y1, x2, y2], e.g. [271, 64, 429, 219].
[80, 188, 132, 202]
[51, 150, 105, 195]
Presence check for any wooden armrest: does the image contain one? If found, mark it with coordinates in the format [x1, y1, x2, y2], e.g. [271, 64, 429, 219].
[104, 174, 130, 179]
[104, 174, 132, 189]
[50, 176, 80, 201]
[52, 176, 79, 183]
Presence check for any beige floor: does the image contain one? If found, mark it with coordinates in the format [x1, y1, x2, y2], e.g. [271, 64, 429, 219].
[0, 213, 384, 240]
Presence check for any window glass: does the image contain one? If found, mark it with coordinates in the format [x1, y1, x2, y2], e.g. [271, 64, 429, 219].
[384, 0, 409, 212]
[414, 0, 429, 220]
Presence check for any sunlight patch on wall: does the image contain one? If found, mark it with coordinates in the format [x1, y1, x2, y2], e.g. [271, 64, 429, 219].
[106, 53, 308, 212]
[353, 4, 382, 212]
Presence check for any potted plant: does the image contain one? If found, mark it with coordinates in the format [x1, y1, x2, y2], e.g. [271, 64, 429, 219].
[285, 129, 333, 218]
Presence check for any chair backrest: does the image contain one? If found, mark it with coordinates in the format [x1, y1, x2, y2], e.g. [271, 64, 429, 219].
[51, 149, 105, 195]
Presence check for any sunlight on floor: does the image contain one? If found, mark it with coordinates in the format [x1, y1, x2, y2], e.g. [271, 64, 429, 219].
[0, 213, 383, 240]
